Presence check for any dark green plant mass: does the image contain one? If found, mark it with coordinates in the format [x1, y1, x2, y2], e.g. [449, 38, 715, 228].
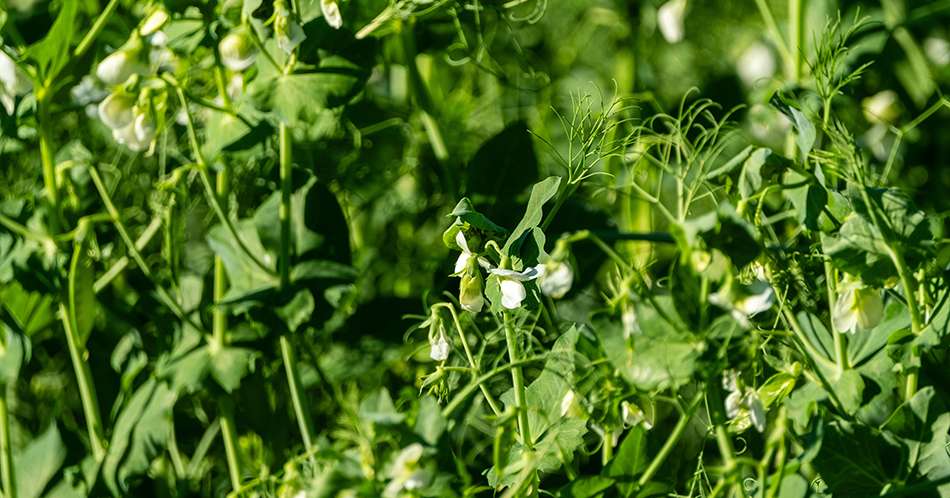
[1, 0, 950, 497]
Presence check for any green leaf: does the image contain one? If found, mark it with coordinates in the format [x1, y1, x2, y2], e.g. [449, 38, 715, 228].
[795, 312, 834, 363]
[503, 176, 561, 254]
[832, 369, 864, 416]
[103, 379, 178, 495]
[277, 289, 315, 333]
[677, 202, 760, 268]
[784, 170, 827, 232]
[414, 396, 447, 445]
[811, 421, 900, 497]
[789, 107, 816, 159]
[706, 145, 753, 180]
[557, 476, 614, 498]
[848, 299, 909, 367]
[359, 388, 405, 425]
[208, 219, 278, 301]
[26, 0, 78, 81]
[209, 346, 257, 393]
[606, 426, 648, 496]
[0, 325, 26, 385]
[448, 198, 507, 236]
[918, 411, 950, 498]
[255, 56, 368, 126]
[468, 121, 539, 199]
[14, 423, 66, 498]
[738, 147, 780, 199]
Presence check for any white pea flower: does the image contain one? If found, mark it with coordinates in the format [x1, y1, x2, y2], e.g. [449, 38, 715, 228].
[490, 266, 543, 309]
[863, 90, 900, 125]
[925, 37, 950, 66]
[832, 280, 883, 334]
[219, 30, 257, 72]
[723, 371, 765, 433]
[0, 49, 32, 114]
[621, 400, 653, 429]
[383, 444, 429, 498]
[709, 278, 774, 329]
[657, 0, 687, 43]
[96, 42, 144, 86]
[539, 260, 573, 299]
[429, 333, 449, 362]
[139, 7, 169, 37]
[98, 91, 136, 129]
[737, 42, 776, 87]
[454, 230, 474, 274]
[275, 1, 306, 55]
[459, 271, 484, 313]
[321, 0, 343, 29]
[621, 305, 640, 339]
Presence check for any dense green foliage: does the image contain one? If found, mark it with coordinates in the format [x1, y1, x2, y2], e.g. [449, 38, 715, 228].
[1, 0, 950, 497]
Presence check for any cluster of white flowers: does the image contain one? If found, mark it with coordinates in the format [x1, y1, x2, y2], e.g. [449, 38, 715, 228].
[94, 7, 171, 152]
[723, 370, 766, 433]
[0, 48, 31, 115]
[451, 230, 575, 313]
[832, 276, 883, 334]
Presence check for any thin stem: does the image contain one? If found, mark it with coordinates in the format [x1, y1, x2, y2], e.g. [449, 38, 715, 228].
[93, 215, 163, 294]
[435, 304, 502, 416]
[0, 387, 15, 498]
[442, 355, 548, 418]
[503, 312, 532, 449]
[73, 0, 120, 57]
[88, 165, 203, 331]
[788, 0, 805, 82]
[280, 336, 314, 452]
[825, 261, 848, 370]
[278, 124, 293, 289]
[637, 391, 704, 488]
[38, 114, 60, 233]
[62, 236, 107, 461]
[212, 165, 244, 491]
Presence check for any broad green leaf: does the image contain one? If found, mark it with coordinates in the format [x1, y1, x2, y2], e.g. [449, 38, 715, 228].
[414, 396, 447, 445]
[795, 312, 833, 362]
[359, 388, 405, 425]
[556, 475, 614, 498]
[503, 176, 561, 254]
[256, 56, 368, 126]
[606, 426, 648, 497]
[210, 346, 257, 393]
[783, 170, 827, 232]
[0, 325, 25, 385]
[832, 369, 864, 415]
[811, 421, 900, 497]
[789, 107, 816, 159]
[447, 198, 507, 236]
[468, 121, 539, 199]
[738, 147, 777, 199]
[784, 382, 827, 433]
[26, 0, 78, 81]
[103, 379, 178, 495]
[277, 289, 315, 333]
[207, 220, 278, 301]
[848, 299, 909, 366]
[918, 411, 950, 498]
[14, 423, 66, 498]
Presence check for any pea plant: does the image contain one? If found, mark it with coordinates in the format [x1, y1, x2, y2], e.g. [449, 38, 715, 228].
[1, 0, 949, 497]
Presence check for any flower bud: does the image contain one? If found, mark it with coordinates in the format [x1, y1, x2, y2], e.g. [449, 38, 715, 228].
[321, 0, 343, 29]
[98, 91, 136, 129]
[459, 271, 484, 313]
[140, 7, 170, 37]
[862, 90, 900, 125]
[96, 40, 144, 86]
[275, 0, 305, 54]
[427, 313, 450, 361]
[539, 260, 573, 299]
[219, 30, 257, 72]
[657, 0, 687, 43]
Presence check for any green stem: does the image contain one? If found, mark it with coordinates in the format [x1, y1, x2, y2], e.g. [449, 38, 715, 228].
[278, 124, 293, 289]
[73, 0, 120, 58]
[0, 387, 15, 498]
[212, 166, 243, 491]
[503, 313, 532, 449]
[825, 262, 848, 371]
[93, 215, 163, 294]
[788, 0, 804, 82]
[62, 237, 107, 461]
[88, 165, 202, 331]
[443, 356, 548, 417]
[636, 391, 704, 489]
[280, 336, 314, 452]
[435, 304, 502, 416]
[38, 115, 60, 233]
